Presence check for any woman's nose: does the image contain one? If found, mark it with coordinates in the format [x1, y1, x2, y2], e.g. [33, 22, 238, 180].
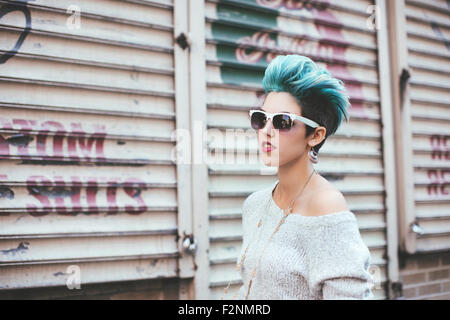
[261, 118, 275, 135]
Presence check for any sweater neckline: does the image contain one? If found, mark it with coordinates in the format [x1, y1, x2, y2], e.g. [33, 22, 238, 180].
[268, 179, 355, 221]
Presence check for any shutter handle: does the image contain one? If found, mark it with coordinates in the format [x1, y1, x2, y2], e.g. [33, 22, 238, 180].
[182, 234, 197, 254]
[399, 68, 411, 108]
[175, 32, 191, 50]
[410, 221, 425, 235]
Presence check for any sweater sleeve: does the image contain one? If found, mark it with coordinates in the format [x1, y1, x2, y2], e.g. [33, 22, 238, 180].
[305, 219, 375, 300]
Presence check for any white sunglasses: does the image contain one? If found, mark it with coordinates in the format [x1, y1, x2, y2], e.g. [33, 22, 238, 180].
[249, 109, 320, 130]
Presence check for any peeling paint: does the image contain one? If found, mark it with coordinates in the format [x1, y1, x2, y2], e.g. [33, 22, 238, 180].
[1, 241, 30, 256]
[5, 134, 34, 147]
[28, 186, 80, 198]
[0, 186, 14, 200]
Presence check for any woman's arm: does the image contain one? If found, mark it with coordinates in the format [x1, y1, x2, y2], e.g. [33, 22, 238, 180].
[306, 220, 375, 300]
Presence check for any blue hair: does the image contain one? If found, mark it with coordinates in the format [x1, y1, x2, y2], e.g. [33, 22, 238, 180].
[262, 54, 350, 152]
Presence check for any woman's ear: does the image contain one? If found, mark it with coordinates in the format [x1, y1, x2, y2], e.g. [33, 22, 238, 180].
[308, 126, 326, 148]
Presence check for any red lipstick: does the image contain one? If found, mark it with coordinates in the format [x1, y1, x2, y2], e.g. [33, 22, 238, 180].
[262, 141, 275, 152]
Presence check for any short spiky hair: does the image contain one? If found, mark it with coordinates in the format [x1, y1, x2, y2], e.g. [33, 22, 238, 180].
[262, 54, 350, 153]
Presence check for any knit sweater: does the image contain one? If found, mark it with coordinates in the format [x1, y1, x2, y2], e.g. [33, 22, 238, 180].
[235, 180, 375, 300]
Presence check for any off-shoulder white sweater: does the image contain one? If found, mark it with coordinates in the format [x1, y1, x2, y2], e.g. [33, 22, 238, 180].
[235, 180, 375, 300]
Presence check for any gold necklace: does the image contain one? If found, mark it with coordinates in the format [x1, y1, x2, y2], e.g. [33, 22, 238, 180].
[220, 189, 272, 300]
[282, 168, 317, 215]
[221, 168, 317, 300]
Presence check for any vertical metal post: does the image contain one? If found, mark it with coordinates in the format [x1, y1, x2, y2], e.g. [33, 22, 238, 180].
[386, 0, 416, 254]
[375, 0, 402, 299]
[189, 0, 210, 299]
[174, 0, 195, 299]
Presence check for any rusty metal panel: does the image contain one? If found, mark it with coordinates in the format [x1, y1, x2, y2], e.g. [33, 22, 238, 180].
[405, 0, 450, 253]
[205, 0, 389, 300]
[0, 0, 179, 290]
[0, 258, 178, 289]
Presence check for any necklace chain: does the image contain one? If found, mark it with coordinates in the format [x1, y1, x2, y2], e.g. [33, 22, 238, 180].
[221, 168, 317, 300]
[284, 169, 316, 215]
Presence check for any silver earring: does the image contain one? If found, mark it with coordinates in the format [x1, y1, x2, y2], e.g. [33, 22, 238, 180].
[308, 147, 318, 163]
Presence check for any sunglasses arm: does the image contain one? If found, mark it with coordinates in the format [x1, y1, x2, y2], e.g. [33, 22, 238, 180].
[291, 115, 319, 128]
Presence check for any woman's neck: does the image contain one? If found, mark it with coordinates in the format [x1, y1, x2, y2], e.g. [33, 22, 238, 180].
[274, 153, 317, 207]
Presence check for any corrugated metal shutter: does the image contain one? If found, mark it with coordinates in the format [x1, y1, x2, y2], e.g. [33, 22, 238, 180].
[205, 0, 389, 299]
[404, 0, 450, 252]
[0, 0, 181, 290]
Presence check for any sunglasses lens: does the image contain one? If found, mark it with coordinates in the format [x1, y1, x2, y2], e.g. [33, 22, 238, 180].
[250, 111, 266, 129]
[273, 114, 294, 130]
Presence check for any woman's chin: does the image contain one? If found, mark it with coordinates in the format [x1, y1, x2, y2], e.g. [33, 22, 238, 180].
[260, 153, 280, 167]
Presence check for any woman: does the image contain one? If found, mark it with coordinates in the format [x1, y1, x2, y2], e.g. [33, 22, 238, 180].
[223, 54, 374, 300]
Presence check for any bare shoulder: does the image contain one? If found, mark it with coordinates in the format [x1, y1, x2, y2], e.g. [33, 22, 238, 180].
[302, 186, 350, 217]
